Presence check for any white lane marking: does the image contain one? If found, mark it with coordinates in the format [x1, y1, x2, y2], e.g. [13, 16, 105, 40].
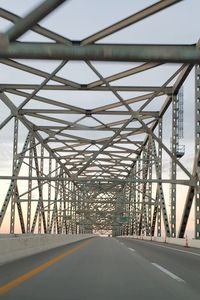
[152, 263, 185, 282]
[144, 241, 200, 257]
[128, 247, 135, 252]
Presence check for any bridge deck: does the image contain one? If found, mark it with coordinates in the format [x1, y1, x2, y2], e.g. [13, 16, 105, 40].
[0, 237, 200, 299]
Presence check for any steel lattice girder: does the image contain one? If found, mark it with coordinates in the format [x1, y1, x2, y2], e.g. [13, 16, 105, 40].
[0, 0, 198, 237]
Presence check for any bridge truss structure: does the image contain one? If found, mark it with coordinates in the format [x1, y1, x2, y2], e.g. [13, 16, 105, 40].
[0, 0, 200, 238]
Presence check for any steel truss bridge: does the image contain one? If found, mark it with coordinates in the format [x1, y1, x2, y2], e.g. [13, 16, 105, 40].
[0, 0, 200, 239]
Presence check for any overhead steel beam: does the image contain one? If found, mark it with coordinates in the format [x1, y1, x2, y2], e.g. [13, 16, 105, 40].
[19, 109, 158, 116]
[5, 89, 165, 116]
[81, 0, 182, 44]
[0, 8, 72, 45]
[6, 0, 68, 42]
[0, 59, 80, 88]
[87, 63, 162, 88]
[1, 43, 200, 63]
[0, 176, 193, 186]
[36, 125, 145, 132]
[0, 84, 173, 93]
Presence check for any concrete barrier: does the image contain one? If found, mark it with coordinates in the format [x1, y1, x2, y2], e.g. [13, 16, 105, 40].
[120, 235, 200, 249]
[0, 234, 94, 265]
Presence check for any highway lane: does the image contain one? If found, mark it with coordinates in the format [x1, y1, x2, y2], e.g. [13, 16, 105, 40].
[0, 236, 199, 300]
[118, 237, 200, 295]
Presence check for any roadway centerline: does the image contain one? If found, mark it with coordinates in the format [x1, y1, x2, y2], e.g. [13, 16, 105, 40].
[151, 263, 185, 283]
[0, 239, 91, 295]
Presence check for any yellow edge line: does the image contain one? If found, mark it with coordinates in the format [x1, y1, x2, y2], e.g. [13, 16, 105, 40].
[0, 239, 91, 295]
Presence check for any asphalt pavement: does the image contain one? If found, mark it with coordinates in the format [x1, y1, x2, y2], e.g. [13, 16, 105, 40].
[0, 236, 199, 300]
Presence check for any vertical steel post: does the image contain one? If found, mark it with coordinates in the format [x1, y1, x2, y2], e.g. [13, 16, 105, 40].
[54, 162, 59, 234]
[47, 156, 52, 233]
[38, 145, 44, 234]
[61, 173, 68, 234]
[151, 191, 158, 236]
[27, 136, 33, 233]
[76, 187, 79, 234]
[147, 142, 153, 234]
[171, 94, 177, 237]
[157, 119, 162, 237]
[58, 168, 63, 234]
[16, 186, 26, 233]
[137, 158, 141, 235]
[10, 117, 18, 233]
[132, 166, 137, 235]
[195, 64, 200, 239]
[128, 183, 132, 235]
[140, 146, 150, 235]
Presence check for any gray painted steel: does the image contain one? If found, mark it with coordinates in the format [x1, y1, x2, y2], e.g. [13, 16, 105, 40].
[0, 0, 199, 239]
[1, 43, 200, 63]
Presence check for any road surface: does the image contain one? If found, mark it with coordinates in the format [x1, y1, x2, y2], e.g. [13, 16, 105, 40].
[0, 236, 199, 299]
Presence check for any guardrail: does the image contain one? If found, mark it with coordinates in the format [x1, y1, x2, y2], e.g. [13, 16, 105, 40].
[120, 235, 200, 249]
[0, 234, 94, 265]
